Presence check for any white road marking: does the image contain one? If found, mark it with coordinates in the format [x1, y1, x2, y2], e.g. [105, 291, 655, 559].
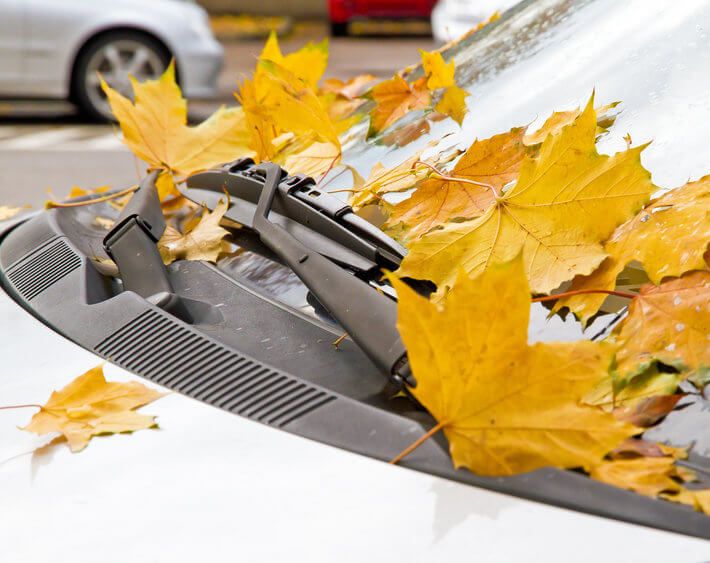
[0, 126, 126, 152]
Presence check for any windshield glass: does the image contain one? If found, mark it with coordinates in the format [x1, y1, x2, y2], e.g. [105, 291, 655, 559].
[213, 0, 710, 458]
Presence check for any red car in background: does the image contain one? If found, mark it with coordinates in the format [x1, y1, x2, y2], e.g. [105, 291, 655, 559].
[328, 0, 438, 35]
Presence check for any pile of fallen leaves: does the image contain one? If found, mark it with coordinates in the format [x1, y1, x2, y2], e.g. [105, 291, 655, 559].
[4, 20, 710, 517]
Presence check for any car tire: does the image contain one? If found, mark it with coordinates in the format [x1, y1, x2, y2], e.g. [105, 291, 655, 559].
[72, 31, 171, 122]
[330, 22, 349, 37]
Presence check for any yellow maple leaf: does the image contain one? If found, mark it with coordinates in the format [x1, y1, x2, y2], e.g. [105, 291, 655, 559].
[321, 74, 378, 100]
[390, 256, 637, 476]
[583, 363, 680, 412]
[158, 197, 231, 265]
[420, 49, 455, 90]
[258, 31, 328, 89]
[349, 153, 434, 211]
[590, 456, 692, 497]
[435, 85, 468, 125]
[0, 205, 26, 221]
[418, 49, 468, 125]
[385, 127, 527, 242]
[611, 271, 710, 378]
[257, 59, 340, 150]
[662, 489, 710, 514]
[281, 140, 340, 179]
[523, 101, 619, 146]
[397, 96, 655, 296]
[23, 364, 164, 452]
[348, 146, 461, 212]
[556, 176, 710, 324]
[235, 77, 278, 161]
[591, 455, 710, 514]
[102, 63, 253, 190]
[368, 75, 430, 136]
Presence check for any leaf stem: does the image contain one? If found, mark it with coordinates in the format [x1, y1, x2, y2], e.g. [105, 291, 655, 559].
[0, 404, 42, 411]
[327, 188, 359, 194]
[318, 166, 348, 190]
[46, 185, 138, 209]
[332, 332, 348, 348]
[390, 420, 446, 465]
[317, 155, 341, 185]
[531, 289, 637, 302]
[413, 160, 498, 196]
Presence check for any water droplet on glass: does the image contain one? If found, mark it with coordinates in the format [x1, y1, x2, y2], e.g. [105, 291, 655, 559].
[673, 296, 682, 306]
[640, 215, 651, 222]
[675, 323, 685, 332]
[665, 342, 676, 352]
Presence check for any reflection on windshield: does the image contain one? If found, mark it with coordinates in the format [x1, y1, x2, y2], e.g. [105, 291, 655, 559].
[218, 249, 339, 327]
[219, 251, 307, 309]
[354, 0, 710, 192]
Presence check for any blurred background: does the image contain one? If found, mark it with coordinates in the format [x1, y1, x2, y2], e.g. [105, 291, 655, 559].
[0, 0, 516, 206]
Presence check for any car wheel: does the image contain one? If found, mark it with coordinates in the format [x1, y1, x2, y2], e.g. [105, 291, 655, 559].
[72, 31, 170, 122]
[330, 22, 349, 37]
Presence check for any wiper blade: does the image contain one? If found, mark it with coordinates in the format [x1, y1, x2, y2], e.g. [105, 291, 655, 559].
[183, 158, 406, 279]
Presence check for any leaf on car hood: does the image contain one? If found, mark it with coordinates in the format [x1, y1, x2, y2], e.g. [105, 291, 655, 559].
[390, 256, 637, 477]
[321, 74, 378, 100]
[385, 127, 528, 242]
[590, 451, 710, 515]
[420, 50, 455, 90]
[102, 63, 253, 198]
[397, 95, 656, 297]
[281, 140, 340, 179]
[368, 75, 430, 136]
[23, 364, 164, 452]
[255, 59, 341, 158]
[159, 197, 231, 265]
[523, 101, 619, 145]
[419, 49, 469, 125]
[0, 205, 27, 221]
[590, 456, 696, 498]
[611, 271, 710, 379]
[555, 175, 710, 324]
[259, 31, 328, 90]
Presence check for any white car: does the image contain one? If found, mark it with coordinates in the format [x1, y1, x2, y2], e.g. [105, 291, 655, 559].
[432, 0, 522, 42]
[0, 0, 222, 120]
[1, 0, 709, 561]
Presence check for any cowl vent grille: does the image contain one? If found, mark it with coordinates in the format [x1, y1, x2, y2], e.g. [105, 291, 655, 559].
[95, 309, 336, 427]
[7, 239, 81, 301]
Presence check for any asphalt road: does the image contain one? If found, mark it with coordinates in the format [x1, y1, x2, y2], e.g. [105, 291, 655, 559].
[0, 30, 435, 210]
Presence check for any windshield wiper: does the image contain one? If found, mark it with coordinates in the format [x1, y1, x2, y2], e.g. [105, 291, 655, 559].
[103, 164, 414, 388]
[247, 162, 413, 387]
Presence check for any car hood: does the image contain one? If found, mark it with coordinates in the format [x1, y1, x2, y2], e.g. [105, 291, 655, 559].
[0, 278, 708, 561]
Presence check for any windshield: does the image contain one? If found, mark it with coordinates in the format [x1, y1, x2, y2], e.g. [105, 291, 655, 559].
[208, 0, 710, 458]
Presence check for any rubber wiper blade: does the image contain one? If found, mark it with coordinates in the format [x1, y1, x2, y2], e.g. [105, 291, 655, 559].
[182, 158, 406, 278]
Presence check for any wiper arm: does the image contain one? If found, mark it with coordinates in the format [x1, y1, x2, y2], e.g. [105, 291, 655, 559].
[251, 162, 413, 387]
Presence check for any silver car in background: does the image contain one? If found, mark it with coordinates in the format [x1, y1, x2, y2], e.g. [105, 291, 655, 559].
[0, 0, 222, 120]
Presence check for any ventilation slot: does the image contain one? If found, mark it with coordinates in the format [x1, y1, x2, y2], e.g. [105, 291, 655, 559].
[7, 239, 82, 301]
[95, 310, 336, 427]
